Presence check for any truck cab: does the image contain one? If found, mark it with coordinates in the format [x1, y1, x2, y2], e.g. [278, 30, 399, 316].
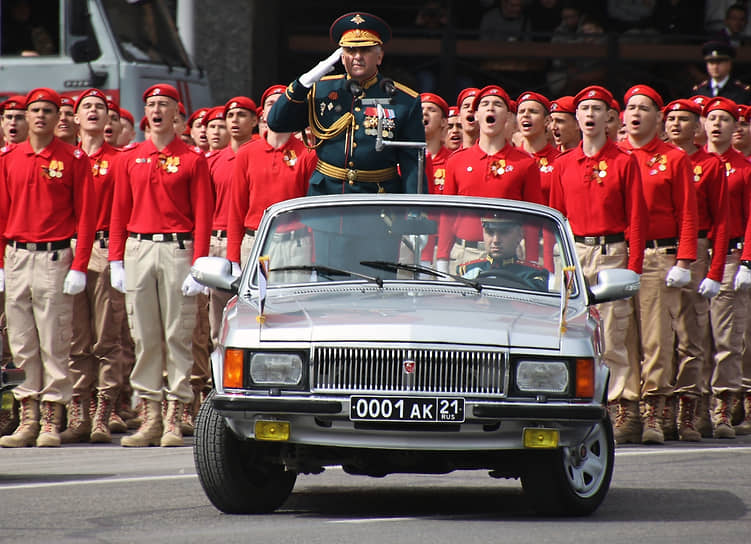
[0, 0, 210, 129]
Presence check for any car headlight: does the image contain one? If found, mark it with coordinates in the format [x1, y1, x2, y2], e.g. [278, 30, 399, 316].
[516, 360, 569, 394]
[249, 353, 303, 385]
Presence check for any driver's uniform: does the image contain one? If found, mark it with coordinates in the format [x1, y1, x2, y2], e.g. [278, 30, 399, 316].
[458, 255, 549, 291]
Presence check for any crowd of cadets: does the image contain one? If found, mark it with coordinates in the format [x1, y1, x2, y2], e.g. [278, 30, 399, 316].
[3, 74, 751, 447]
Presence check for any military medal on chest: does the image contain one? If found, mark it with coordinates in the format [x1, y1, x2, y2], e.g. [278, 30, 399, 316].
[647, 153, 667, 176]
[726, 161, 736, 176]
[283, 149, 298, 167]
[490, 159, 513, 176]
[92, 159, 109, 177]
[433, 167, 445, 190]
[590, 160, 607, 184]
[693, 165, 702, 182]
[158, 154, 180, 174]
[42, 159, 64, 179]
[538, 156, 553, 173]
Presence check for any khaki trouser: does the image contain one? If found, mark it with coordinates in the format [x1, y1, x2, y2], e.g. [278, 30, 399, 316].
[191, 292, 211, 393]
[240, 232, 255, 267]
[576, 241, 640, 402]
[5, 245, 74, 403]
[708, 251, 745, 394]
[638, 247, 682, 397]
[743, 290, 751, 392]
[209, 235, 233, 348]
[673, 237, 710, 395]
[267, 230, 313, 284]
[124, 238, 197, 404]
[69, 242, 126, 399]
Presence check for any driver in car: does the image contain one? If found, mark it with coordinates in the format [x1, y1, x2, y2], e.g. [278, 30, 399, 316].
[458, 214, 549, 291]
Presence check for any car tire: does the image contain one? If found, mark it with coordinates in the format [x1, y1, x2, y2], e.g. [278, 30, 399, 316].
[521, 417, 614, 516]
[193, 391, 297, 514]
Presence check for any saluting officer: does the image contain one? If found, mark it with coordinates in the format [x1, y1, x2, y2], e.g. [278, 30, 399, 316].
[109, 84, 213, 448]
[267, 11, 425, 195]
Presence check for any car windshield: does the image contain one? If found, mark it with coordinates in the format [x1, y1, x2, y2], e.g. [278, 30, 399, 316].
[255, 203, 574, 295]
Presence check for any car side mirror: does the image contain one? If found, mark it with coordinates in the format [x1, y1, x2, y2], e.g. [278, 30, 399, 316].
[588, 268, 640, 304]
[191, 256, 239, 293]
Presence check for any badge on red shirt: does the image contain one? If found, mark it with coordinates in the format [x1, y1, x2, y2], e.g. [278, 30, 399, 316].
[283, 149, 297, 167]
[42, 159, 64, 179]
[92, 159, 109, 176]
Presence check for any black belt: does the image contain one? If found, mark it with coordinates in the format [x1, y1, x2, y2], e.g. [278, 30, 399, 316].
[245, 228, 256, 236]
[574, 233, 625, 246]
[457, 238, 482, 249]
[272, 227, 309, 241]
[728, 237, 744, 253]
[9, 239, 70, 251]
[212, 229, 227, 238]
[96, 230, 109, 240]
[645, 237, 678, 249]
[698, 229, 709, 239]
[129, 232, 192, 242]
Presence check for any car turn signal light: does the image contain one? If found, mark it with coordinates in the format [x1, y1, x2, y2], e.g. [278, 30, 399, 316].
[575, 358, 595, 398]
[223, 348, 244, 389]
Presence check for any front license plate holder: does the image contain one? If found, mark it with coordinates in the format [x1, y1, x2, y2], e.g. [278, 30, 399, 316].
[350, 396, 465, 423]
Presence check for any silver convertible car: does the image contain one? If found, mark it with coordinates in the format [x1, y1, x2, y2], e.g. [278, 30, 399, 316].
[191, 194, 639, 517]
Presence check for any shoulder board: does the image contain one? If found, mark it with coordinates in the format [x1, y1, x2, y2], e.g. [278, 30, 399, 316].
[121, 141, 138, 151]
[73, 148, 84, 159]
[517, 259, 545, 270]
[393, 81, 419, 98]
[321, 74, 346, 81]
[462, 258, 487, 267]
[692, 81, 707, 91]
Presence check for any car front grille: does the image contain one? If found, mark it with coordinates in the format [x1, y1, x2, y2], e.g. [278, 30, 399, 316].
[312, 346, 507, 397]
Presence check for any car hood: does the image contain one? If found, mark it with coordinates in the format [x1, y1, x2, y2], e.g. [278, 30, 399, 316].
[229, 287, 570, 349]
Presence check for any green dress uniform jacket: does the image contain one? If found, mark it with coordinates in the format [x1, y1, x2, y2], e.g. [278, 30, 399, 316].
[267, 72, 426, 195]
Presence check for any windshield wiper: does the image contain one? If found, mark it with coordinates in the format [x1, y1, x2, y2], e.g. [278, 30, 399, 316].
[359, 260, 482, 292]
[270, 265, 383, 287]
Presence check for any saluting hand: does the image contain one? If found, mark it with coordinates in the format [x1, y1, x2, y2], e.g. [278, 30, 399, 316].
[300, 48, 343, 88]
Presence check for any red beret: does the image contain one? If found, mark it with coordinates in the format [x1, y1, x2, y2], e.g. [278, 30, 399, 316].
[202, 106, 225, 126]
[456, 87, 479, 108]
[508, 99, 517, 114]
[178, 101, 186, 118]
[106, 100, 120, 117]
[59, 96, 75, 108]
[142, 84, 180, 103]
[420, 92, 449, 117]
[704, 96, 739, 120]
[187, 107, 210, 128]
[119, 108, 134, 125]
[73, 88, 107, 112]
[139, 116, 149, 131]
[609, 98, 621, 112]
[623, 84, 663, 110]
[260, 86, 286, 109]
[2, 95, 28, 112]
[224, 96, 259, 117]
[550, 96, 575, 114]
[516, 91, 551, 112]
[448, 106, 459, 117]
[663, 99, 702, 117]
[26, 87, 61, 109]
[472, 85, 511, 111]
[574, 85, 613, 106]
[739, 105, 751, 122]
[690, 95, 710, 112]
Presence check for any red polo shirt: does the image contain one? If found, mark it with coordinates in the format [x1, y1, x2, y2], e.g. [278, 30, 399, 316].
[108, 136, 213, 263]
[227, 135, 317, 263]
[84, 141, 120, 232]
[437, 142, 543, 260]
[549, 138, 647, 273]
[0, 138, 96, 271]
[207, 145, 240, 231]
[619, 136, 698, 261]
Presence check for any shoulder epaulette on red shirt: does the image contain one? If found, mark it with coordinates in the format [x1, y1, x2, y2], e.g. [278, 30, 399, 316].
[0, 144, 13, 154]
[122, 141, 138, 151]
[190, 146, 204, 155]
[73, 148, 84, 159]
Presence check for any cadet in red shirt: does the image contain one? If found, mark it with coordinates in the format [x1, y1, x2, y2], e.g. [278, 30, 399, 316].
[0, 88, 97, 448]
[457, 87, 479, 149]
[619, 84, 698, 445]
[61, 88, 126, 444]
[436, 85, 543, 274]
[549, 96, 581, 153]
[54, 96, 77, 145]
[446, 106, 462, 152]
[227, 85, 317, 273]
[549, 85, 647, 445]
[203, 106, 229, 153]
[663, 98, 729, 441]
[516, 91, 560, 202]
[703, 97, 750, 438]
[1, 95, 29, 145]
[109, 84, 213, 448]
[420, 93, 450, 266]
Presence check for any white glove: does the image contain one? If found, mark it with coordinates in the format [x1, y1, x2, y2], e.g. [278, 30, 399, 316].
[231, 261, 242, 277]
[734, 265, 751, 290]
[110, 260, 126, 293]
[299, 48, 342, 88]
[0, 268, 4, 292]
[181, 273, 204, 296]
[63, 269, 86, 295]
[436, 259, 449, 275]
[665, 266, 690, 288]
[697, 277, 721, 298]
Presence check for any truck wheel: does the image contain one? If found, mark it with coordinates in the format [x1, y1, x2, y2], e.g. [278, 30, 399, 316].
[521, 417, 614, 516]
[193, 391, 297, 514]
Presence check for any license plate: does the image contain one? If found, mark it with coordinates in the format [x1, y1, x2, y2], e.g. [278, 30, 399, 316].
[350, 396, 465, 423]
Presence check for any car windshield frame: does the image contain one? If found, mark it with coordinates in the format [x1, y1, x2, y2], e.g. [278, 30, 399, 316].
[245, 196, 580, 299]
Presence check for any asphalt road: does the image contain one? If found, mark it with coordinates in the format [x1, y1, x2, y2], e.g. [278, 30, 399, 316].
[1, 436, 750, 544]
